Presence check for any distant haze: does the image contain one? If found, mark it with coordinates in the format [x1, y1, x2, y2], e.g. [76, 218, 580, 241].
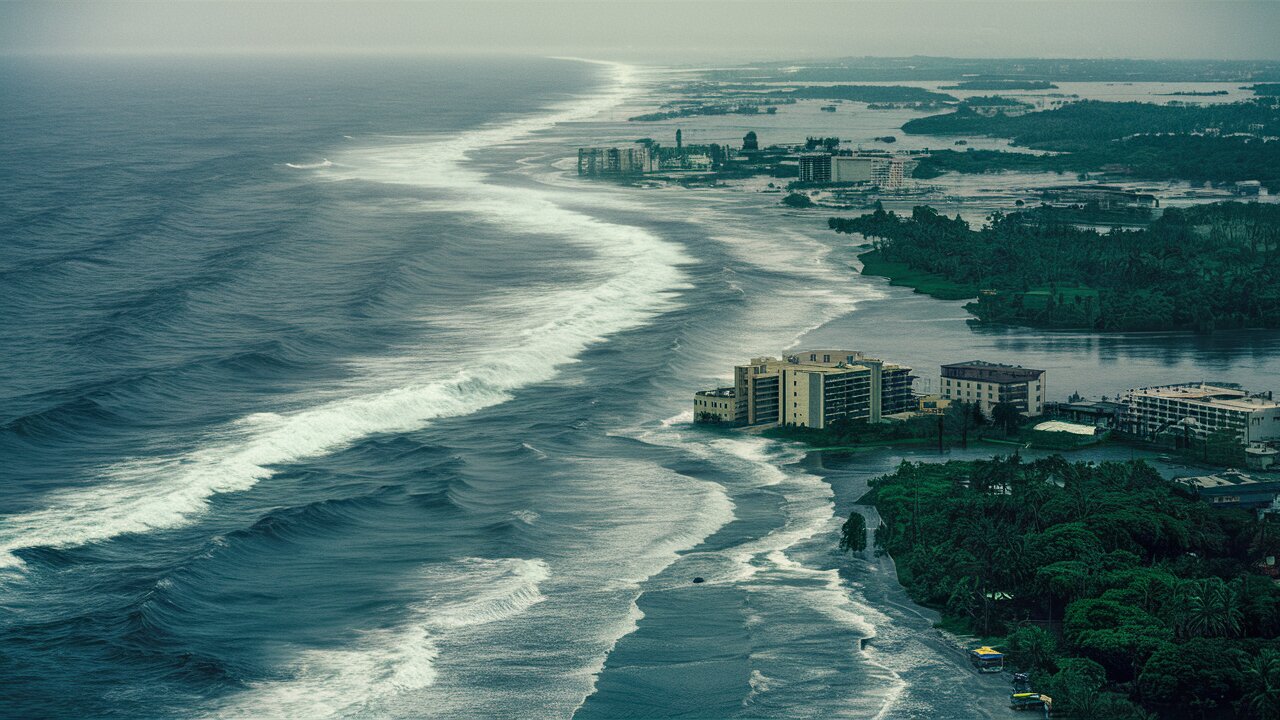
[3, 0, 1280, 61]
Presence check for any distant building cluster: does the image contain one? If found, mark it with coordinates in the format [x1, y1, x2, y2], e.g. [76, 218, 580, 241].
[695, 355, 1053, 428]
[1039, 185, 1160, 209]
[577, 129, 924, 192]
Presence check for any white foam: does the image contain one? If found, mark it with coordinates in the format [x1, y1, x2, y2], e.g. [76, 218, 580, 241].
[284, 159, 333, 169]
[214, 558, 549, 719]
[0, 61, 689, 569]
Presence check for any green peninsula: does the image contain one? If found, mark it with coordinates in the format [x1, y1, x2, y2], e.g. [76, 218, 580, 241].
[831, 202, 1280, 332]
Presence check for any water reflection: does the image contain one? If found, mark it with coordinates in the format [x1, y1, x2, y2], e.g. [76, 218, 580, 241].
[803, 280, 1280, 399]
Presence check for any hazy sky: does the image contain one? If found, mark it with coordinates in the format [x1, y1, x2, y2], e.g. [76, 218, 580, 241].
[3, 1, 1279, 61]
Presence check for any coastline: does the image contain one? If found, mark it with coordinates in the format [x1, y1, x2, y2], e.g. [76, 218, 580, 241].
[813, 445, 1023, 718]
[856, 248, 979, 302]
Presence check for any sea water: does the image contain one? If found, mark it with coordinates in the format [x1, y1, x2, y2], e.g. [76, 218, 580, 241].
[5, 56, 1280, 719]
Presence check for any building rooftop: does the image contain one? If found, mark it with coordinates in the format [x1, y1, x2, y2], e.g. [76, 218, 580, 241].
[696, 387, 736, 398]
[942, 360, 1044, 384]
[1178, 470, 1258, 489]
[1129, 384, 1280, 410]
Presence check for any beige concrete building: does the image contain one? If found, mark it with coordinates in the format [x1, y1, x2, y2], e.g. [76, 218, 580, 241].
[940, 361, 1046, 417]
[1123, 384, 1280, 444]
[692, 349, 913, 428]
[693, 387, 743, 424]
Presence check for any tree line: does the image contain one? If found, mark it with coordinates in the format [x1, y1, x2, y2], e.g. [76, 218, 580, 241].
[830, 202, 1280, 332]
[859, 455, 1280, 718]
[902, 98, 1280, 191]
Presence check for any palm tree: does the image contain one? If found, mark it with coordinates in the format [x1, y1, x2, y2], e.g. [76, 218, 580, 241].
[1240, 650, 1280, 719]
[1174, 578, 1244, 639]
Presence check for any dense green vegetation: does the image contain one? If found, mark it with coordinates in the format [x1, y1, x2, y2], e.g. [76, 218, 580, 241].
[781, 84, 955, 104]
[1010, 202, 1155, 227]
[1249, 84, 1280, 96]
[629, 103, 776, 122]
[942, 80, 1057, 90]
[905, 100, 1279, 148]
[861, 456, 1280, 718]
[1162, 90, 1230, 97]
[764, 400, 1001, 450]
[903, 99, 1280, 191]
[916, 136, 1280, 192]
[839, 512, 867, 553]
[830, 202, 1280, 331]
[704, 58, 1280, 83]
[781, 193, 813, 208]
[960, 95, 1030, 107]
[857, 248, 978, 300]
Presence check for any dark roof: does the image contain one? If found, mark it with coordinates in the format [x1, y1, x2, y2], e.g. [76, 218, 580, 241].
[942, 361, 1044, 384]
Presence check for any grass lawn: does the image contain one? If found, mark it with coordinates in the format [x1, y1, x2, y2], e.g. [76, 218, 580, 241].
[857, 250, 978, 301]
[1017, 285, 1100, 310]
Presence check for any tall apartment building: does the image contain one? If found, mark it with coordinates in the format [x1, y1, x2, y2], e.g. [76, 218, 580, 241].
[870, 156, 910, 189]
[1122, 384, 1280, 444]
[577, 146, 655, 176]
[940, 361, 1046, 416]
[694, 350, 913, 428]
[797, 154, 832, 183]
[832, 155, 875, 184]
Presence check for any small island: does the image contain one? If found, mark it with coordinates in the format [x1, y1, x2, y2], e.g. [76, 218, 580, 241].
[941, 79, 1058, 90]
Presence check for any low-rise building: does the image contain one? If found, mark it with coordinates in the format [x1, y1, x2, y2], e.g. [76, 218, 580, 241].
[1049, 399, 1127, 428]
[1178, 470, 1280, 512]
[693, 388, 743, 424]
[1039, 185, 1160, 209]
[940, 361, 1046, 416]
[917, 393, 951, 415]
[695, 349, 913, 428]
[1122, 384, 1280, 444]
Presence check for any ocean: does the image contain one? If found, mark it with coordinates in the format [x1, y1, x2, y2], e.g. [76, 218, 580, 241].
[4, 56, 1280, 719]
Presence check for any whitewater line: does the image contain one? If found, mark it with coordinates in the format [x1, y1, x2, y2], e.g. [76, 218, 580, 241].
[0, 60, 686, 571]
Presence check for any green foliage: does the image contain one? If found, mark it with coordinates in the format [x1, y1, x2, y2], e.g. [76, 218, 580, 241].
[902, 98, 1280, 191]
[830, 202, 1280, 331]
[840, 512, 867, 554]
[784, 85, 955, 104]
[1005, 625, 1059, 676]
[904, 99, 1280, 152]
[942, 80, 1057, 90]
[763, 415, 944, 448]
[1138, 638, 1246, 713]
[629, 103, 766, 122]
[781, 193, 813, 208]
[1239, 649, 1280, 719]
[991, 402, 1023, 435]
[864, 455, 1279, 716]
[856, 249, 978, 300]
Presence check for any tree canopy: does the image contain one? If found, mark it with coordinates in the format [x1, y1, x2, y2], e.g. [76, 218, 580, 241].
[867, 455, 1280, 717]
[831, 202, 1280, 332]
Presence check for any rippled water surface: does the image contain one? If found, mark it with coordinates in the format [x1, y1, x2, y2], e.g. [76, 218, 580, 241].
[4, 57, 1279, 719]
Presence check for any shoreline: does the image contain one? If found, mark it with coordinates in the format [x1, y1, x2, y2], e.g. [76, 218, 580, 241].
[814, 446, 1023, 718]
